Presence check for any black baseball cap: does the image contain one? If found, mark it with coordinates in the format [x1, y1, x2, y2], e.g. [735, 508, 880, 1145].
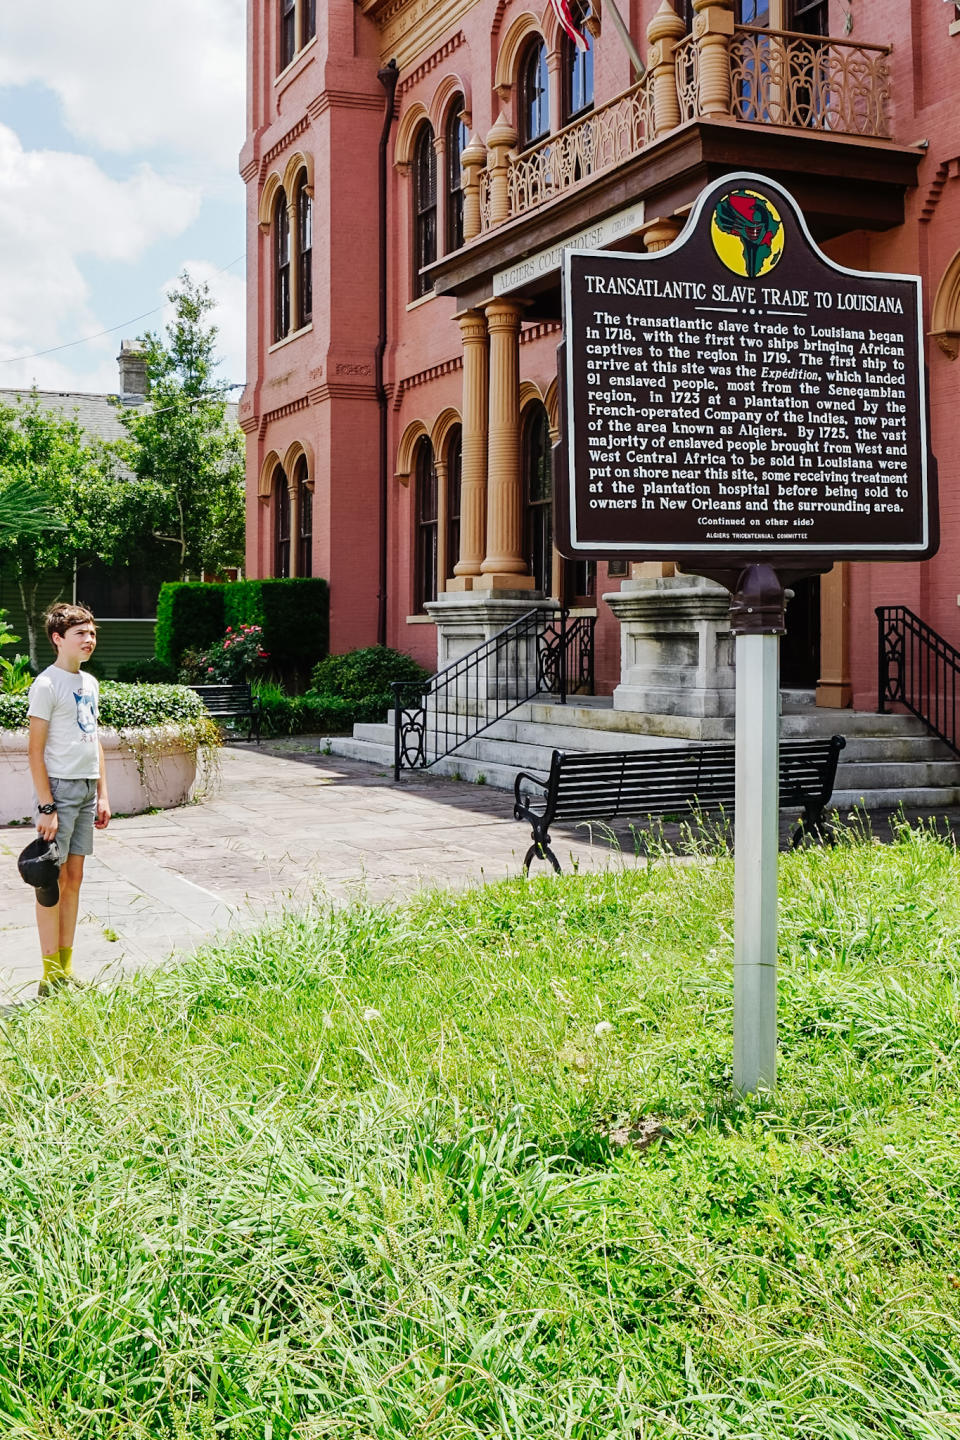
[17, 836, 61, 908]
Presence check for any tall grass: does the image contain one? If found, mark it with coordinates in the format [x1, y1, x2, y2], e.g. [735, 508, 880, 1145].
[1, 822, 959, 1437]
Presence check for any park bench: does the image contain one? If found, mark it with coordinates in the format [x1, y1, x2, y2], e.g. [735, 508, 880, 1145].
[513, 735, 846, 872]
[189, 683, 263, 743]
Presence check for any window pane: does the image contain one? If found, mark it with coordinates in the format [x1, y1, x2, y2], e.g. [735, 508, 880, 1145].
[413, 126, 437, 297]
[446, 429, 462, 577]
[274, 468, 290, 578]
[302, 0, 316, 43]
[296, 458, 312, 577]
[524, 406, 552, 593]
[564, 2, 593, 121]
[280, 0, 296, 69]
[737, 0, 769, 23]
[415, 440, 438, 609]
[446, 98, 467, 252]
[297, 177, 312, 326]
[275, 195, 291, 340]
[521, 41, 549, 147]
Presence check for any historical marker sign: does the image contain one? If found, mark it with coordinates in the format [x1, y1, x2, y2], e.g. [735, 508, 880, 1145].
[558, 170, 937, 565]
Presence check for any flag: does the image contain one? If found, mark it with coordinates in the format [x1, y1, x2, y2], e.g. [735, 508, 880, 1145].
[550, 0, 589, 52]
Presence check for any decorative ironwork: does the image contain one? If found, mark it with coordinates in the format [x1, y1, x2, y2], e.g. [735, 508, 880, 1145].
[476, 77, 653, 232]
[674, 32, 700, 125]
[729, 27, 890, 138]
[877, 606, 960, 758]
[392, 606, 595, 779]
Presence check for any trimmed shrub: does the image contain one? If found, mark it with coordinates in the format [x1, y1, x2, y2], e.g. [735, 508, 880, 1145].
[224, 578, 329, 680]
[310, 645, 427, 725]
[155, 583, 226, 669]
[116, 658, 179, 684]
[0, 681, 208, 732]
[255, 687, 355, 736]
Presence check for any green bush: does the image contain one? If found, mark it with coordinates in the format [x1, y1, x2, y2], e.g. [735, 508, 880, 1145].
[155, 582, 226, 669]
[0, 681, 207, 732]
[254, 683, 354, 736]
[310, 645, 427, 724]
[115, 658, 179, 684]
[224, 578, 329, 679]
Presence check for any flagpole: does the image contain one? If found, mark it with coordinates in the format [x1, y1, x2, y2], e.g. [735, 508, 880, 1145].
[603, 0, 645, 78]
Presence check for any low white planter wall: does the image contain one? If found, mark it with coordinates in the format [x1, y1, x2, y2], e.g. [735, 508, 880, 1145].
[0, 726, 199, 824]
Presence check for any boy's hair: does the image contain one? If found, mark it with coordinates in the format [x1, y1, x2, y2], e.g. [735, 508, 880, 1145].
[45, 602, 96, 644]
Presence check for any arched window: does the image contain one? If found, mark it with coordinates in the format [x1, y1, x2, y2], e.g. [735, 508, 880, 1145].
[445, 98, 468, 253]
[523, 405, 552, 594]
[563, 2, 594, 122]
[274, 192, 291, 341]
[414, 438, 438, 610]
[295, 455, 312, 577]
[296, 173, 313, 328]
[274, 466, 291, 578]
[446, 427, 462, 579]
[413, 125, 437, 298]
[280, 0, 297, 70]
[519, 39, 549, 148]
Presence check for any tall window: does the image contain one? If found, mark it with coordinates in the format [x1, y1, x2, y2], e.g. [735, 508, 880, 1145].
[413, 125, 437, 298]
[274, 466, 291, 578]
[446, 428, 462, 581]
[274, 193, 291, 341]
[296, 173, 313, 328]
[280, 0, 297, 70]
[302, 0, 316, 44]
[790, 0, 827, 35]
[736, 0, 769, 21]
[519, 39, 549, 148]
[295, 457, 312, 577]
[563, 2, 594, 122]
[524, 405, 553, 594]
[414, 439, 438, 610]
[445, 99, 468, 253]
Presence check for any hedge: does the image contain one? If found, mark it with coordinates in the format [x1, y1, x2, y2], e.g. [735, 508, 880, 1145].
[155, 583, 226, 669]
[310, 646, 427, 725]
[155, 578, 330, 679]
[0, 682, 208, 732]
[224, 578, 329, 677]
[255, 690, 355, 737]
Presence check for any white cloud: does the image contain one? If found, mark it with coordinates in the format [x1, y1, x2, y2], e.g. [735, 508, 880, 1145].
[0, 0, 245, 177]
[160, 260, 247, 389]
[0, 125, 201, 391]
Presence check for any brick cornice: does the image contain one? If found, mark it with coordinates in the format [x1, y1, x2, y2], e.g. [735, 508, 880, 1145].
[307, 90, 384, 118]
[396, 32, 465, 97]
[392, 354, 462, 410]
[261, 115, 311, 177]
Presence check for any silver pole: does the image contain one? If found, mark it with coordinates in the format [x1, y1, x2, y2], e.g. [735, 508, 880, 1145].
[733, 628, 780, 1094]
[603, 0, 646, 79]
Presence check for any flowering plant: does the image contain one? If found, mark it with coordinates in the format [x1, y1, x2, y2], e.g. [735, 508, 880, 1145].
[179, 624, 270, 683]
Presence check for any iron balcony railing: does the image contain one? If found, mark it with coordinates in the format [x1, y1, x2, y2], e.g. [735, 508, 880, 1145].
[392, 606, 595, 781]
[877, 605, 960, 758]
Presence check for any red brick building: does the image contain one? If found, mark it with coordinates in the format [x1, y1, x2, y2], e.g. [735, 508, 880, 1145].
[240, 0, 960, 722]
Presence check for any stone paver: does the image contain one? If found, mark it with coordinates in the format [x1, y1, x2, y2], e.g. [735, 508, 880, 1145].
[0, 741, 639, 1003]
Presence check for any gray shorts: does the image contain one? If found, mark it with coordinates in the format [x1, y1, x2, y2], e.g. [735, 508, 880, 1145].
[43, 777, 98, 862]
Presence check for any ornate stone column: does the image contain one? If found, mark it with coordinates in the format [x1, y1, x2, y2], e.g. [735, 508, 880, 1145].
[642, 216, 683, 253]
[647, 0, 686, 136]
[461, 134, 487, 243]
[478, 297, 534, 590]
[485, 114, 517, 228]
[448, 309, 488, 591]
[693, 0, 734, 118]
[816, 563, 852, 708]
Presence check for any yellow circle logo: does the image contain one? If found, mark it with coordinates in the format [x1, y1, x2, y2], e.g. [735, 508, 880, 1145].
[711, 189, 784, 279]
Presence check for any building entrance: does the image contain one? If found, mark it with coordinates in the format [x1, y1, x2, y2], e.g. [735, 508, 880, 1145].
[781, 575, 821, 689]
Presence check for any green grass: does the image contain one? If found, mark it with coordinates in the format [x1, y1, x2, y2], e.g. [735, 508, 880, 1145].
[1, 824, 960, 1437]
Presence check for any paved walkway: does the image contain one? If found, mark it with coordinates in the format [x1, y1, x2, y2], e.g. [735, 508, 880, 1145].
[0, 741, 641, 1003]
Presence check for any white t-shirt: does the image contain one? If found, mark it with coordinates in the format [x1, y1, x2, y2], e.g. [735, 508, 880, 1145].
[27, 664, 100, 780]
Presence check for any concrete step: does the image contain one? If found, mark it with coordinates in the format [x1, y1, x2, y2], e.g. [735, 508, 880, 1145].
[832, 787, 960, 809]
[835, 760, 960, 790]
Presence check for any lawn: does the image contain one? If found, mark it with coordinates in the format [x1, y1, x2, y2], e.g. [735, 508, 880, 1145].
[1, 824, 959, 1438]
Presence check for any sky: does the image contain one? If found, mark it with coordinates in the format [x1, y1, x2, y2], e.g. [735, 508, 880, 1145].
[0, 0, 247, 398]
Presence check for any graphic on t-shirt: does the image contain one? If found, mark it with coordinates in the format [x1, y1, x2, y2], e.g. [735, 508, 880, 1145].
[74, 691, 97, 734]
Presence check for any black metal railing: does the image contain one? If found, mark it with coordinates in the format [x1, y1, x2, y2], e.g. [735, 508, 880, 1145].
[392, 607, 595, 780]
[877, 605, 960, 757]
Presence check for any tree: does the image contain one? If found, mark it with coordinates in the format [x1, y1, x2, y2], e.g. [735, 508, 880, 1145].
[0, 396, 119, 668]
[119, 273, 245, 581]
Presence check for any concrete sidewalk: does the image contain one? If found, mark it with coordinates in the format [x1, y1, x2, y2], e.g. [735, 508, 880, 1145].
[0, 741, 638, 1003]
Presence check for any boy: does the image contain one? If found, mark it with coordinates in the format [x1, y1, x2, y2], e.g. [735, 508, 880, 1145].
[27, 603, 111, 996]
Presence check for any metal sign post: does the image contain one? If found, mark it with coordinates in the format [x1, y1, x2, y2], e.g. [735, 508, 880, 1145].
[730, 565, 785, 1093]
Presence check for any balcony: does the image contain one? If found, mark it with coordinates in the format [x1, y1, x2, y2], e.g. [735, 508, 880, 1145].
[429, 12, 920, 313]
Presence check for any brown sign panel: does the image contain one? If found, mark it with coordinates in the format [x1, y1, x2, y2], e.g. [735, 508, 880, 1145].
[557, 171, 937, 565]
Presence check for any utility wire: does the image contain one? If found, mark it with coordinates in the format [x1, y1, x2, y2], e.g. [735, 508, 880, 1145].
[0, 253, 246, 366]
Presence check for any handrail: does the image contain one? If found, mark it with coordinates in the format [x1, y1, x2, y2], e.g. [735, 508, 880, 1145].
[392, 606, 595, 780]
[877, 606, 960, 759]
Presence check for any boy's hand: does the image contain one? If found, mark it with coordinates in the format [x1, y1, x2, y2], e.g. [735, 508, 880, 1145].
[95, 797, 111, 830]
[37, 811, 58, 843]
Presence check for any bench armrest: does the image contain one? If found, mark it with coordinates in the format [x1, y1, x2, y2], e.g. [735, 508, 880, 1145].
[514, 768, 548, 818]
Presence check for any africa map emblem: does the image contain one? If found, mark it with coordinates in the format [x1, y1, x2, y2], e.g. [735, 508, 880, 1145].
[711, 188, 784, 278]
